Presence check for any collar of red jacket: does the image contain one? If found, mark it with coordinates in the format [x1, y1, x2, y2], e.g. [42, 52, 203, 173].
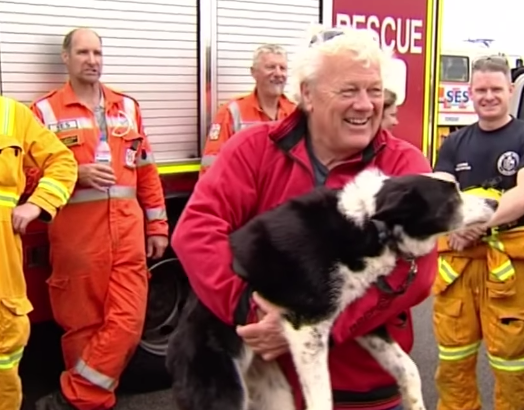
[269, 107, 388, 167]
[60, 81, 123, 107]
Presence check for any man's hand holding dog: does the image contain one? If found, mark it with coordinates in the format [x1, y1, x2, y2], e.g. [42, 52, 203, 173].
[448, 224, 487, 251]
[236, 292, 289, 361]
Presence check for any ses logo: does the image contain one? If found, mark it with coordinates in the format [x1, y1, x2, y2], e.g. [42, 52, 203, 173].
[438, 87, 471, 109]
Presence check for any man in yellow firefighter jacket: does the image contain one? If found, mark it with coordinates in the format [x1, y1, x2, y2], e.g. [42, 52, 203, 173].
[433, 56, 524, 410]
[0, 95, 77, 410]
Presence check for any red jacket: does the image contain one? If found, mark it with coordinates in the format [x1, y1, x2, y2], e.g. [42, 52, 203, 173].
[171, 109, 436, 410]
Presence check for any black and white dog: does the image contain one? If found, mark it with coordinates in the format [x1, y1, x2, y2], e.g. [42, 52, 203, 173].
[167, 169, 497, 410]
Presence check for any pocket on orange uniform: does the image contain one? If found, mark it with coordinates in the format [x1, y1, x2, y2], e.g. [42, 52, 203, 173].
[433, 296, 473, 346]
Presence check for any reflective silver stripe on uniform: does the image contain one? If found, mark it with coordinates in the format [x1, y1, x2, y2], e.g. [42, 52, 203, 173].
[68, 186, 136, 204]
[74, 359, 116, 391]
[200, 155, 216, 167]
[145, 207, 167, 221]
[136, 151, 155, 167]
[228, 101, 242, 134]
[35, 99, 58, 126]
[122, 97, 138, 131]
[227, 101, 278, 133]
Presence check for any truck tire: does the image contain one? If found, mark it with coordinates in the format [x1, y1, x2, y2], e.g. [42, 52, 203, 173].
[118, 257, 189, 393]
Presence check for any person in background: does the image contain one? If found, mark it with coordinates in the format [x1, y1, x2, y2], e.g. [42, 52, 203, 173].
[199, 43, 296, 175]
[381, 88, 399, 131]
[433, 55, 524, 410]
[172, 25, 436, 410]
[0, 95, 77, 410]
[32, 27, 168, 410]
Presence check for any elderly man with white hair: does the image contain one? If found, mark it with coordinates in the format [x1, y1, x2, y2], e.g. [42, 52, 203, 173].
[172, 26, 436, 410]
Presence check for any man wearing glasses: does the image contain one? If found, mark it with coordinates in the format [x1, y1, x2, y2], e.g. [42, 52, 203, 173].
[433, 55, 524, 410]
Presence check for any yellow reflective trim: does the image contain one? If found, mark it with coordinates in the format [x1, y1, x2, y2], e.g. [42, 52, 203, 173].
[491, 260, 515, 281]
[438, 258, 459, 284]
[0, 190, 20, 208]
[157, 164, 201, 175]
[488, 353, 524, 372]
[438, 341, 481, 361]
[486, 239, 505, 252]
[463, 187, 503, 201]
[1, 98, 8, 135]
[37, 177, 71, 204]
[0, 347, 24, 370]
[0, 97, 16, 137]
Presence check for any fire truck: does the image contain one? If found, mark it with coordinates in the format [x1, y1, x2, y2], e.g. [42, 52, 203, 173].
[0, 0, 443, 392]
[437, 43, 488, 145]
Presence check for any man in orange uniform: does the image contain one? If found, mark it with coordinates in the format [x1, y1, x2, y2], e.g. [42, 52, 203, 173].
[33, 28, 169, 410]
[200, 43, 296, 175]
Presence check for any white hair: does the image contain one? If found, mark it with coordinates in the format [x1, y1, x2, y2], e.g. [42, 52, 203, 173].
[252, 44, 287, 68]
[289, 25, 394, 105]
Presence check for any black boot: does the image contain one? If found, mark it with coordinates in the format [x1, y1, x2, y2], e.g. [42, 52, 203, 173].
[35, 391, 77, 410]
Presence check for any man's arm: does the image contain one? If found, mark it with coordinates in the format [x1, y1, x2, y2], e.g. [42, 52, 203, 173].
[331, 144, 436, 344]
[18, 101, 78, 220]
[199, 104, 235, 176]
[172, 126, 262, 325]
[134, 102, 169, 242]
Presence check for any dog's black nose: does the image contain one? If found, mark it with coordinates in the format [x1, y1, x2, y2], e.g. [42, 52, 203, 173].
[486, 198, 499, 211]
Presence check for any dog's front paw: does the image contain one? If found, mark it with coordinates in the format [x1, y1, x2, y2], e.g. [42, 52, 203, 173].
[402, 397, 426, 410]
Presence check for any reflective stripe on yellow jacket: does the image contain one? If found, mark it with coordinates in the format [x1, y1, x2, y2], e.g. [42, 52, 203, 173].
[0, 96, 78, 301]
[435, 228, 524, 295]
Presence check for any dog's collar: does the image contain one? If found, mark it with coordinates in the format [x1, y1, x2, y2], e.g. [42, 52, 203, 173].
[370, 219, 418, 296]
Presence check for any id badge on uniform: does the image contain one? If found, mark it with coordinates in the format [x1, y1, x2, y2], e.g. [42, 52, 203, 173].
[125, 148, 138, 168]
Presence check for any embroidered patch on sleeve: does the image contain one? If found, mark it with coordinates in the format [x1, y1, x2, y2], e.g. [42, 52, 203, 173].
[208, 124, 221, 141]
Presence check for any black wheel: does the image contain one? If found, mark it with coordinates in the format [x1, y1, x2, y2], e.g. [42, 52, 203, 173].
[118, 257, 189, 393]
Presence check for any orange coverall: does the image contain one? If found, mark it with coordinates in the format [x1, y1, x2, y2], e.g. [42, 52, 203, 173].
[199, 90, 296, 175]
[434, 190, 524, 410]
[30, 82, 168, 410]
[0, 96, 77, 410]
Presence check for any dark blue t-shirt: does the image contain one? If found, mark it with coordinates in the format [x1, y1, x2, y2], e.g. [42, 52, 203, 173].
[434, 118, 524, 191]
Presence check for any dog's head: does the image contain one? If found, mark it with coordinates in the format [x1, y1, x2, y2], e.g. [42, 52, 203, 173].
[338, 169, 498, 257]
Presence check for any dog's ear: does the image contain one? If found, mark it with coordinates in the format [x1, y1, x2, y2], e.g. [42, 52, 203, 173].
[373, 186, 424, 223]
